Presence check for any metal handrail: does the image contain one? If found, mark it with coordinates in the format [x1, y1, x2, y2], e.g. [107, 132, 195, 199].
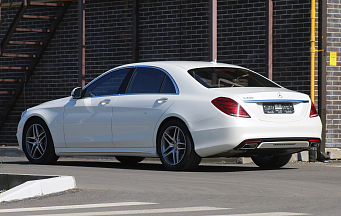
[0, 0, 16, 30]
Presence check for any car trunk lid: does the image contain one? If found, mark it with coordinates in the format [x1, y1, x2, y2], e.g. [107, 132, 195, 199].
[211, 87, 311, 122]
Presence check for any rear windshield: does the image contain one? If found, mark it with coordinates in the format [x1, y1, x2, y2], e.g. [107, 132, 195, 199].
[188, 67, 279, 88]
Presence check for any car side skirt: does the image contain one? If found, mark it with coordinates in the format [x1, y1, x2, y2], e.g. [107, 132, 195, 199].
[55, 147, 157, 157]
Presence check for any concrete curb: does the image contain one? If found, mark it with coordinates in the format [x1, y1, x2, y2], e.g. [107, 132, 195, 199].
[0, 146, 25, 157]
[0, 174, 76, 203]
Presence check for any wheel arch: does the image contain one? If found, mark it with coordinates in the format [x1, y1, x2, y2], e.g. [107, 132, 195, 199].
[21, 115, 59, 164]
[155, 116, 195, 156]
[20, 107, 65, 149]
[22, 115, 55, 149]
[23, 115, 50, 133]
[155, 116, 202, 170]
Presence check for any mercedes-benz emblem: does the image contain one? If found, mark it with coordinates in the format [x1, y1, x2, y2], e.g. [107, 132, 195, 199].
[277, 92, 283, 98]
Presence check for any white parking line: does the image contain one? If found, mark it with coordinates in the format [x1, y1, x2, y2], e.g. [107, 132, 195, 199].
[28, 206, 231, 216]
[208, 212, 310, 216]
[0, 202, 157, 213]
[329, 165, 341, 168]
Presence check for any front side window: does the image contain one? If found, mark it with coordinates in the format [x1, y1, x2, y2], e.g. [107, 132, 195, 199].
[188, 67, 279, 88]
[83, 68, 131, 97]
[126, 67, 176, 94]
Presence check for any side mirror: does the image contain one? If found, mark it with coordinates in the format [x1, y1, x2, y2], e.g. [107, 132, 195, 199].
[71, 87, 82, 99]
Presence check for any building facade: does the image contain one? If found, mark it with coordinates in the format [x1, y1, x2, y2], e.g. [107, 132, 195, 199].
[0, 0, 340, 153]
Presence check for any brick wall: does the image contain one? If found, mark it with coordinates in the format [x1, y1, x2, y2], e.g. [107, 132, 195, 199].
[325, 0, 341, 148]
[217, 0, 267, 76]
[0, 2, 73, 144]
[0, 0, 317, 145]
[272, 0, 311, 95]
[139, 0, 210, 62]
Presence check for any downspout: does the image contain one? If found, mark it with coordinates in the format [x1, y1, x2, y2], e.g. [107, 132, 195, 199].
[266, 0, 273, 80]
[317, 0, 329, 160]
[78, 0, 85, 87]
[310, 0, 328, 161]
[209, 0, 217, 62]
[310, 0, 316, 104]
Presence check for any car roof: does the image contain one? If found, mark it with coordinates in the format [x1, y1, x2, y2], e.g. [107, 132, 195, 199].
[117, 61, 243, 71]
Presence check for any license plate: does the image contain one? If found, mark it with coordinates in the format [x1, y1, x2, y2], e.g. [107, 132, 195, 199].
[263, 103, 294, 114]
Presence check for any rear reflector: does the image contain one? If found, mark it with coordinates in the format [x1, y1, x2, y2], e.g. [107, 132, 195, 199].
[308, 139, 320, 142]
[310, 102, 318, 118]
[212, 97, 250, 118]
[241, 140, 262, 149]
[245, 140, 262, 143]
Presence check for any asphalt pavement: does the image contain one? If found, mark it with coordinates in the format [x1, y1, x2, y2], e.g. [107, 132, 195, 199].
[0, 156, 341, 216]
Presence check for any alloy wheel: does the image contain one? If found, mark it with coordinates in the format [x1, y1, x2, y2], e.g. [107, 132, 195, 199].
[25, 123, 47, 160]
[161, 126, 187, 165]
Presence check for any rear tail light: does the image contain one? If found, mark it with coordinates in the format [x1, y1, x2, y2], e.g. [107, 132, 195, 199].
[309, 102, 318, 118]
[211, 97, 250, 118]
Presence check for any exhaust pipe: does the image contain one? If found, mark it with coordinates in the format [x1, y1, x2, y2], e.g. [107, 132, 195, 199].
[240, 140, 262, 150]
[308, 139, 320, 162]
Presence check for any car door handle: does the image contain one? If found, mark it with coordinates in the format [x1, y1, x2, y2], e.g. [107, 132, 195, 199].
[100, 99, 111, 105]
[156, 98, 168, 104]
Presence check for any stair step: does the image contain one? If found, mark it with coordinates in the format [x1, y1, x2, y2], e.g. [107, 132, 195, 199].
[2, 53, 36, 58]
[0, 79, 23, 83]
[9, 41, 44, 45]
[0, 91, 16, 95]
[16, 28, 51, 33]
[29, 2, 62, 7]
[22, 15, 58, 20]
[0, 66, 28, 70]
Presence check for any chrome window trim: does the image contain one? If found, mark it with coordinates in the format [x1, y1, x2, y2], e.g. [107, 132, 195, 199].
[82, 66, 179, 97]
[128, 66, 179, 94]
[82, 66, 135, 91]
[75, 92, 178, 99]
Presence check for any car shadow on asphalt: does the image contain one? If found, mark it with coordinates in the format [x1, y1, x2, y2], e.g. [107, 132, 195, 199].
[2, 159, 297, 173]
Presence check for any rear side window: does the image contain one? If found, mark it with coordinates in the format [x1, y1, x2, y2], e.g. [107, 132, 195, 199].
[161, 76, 176, 93]
[188, 67, 279, 88]
[126, 67, 176, 93]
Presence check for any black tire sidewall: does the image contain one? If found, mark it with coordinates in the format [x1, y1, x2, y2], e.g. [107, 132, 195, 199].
[251, 154, 292, 169]
[115, 156, 145, 164]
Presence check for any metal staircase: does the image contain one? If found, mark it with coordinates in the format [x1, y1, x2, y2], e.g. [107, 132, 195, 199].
[0, 0, 71, 132]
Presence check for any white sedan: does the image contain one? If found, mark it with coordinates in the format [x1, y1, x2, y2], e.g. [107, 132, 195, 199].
[17, 61, 322, 170]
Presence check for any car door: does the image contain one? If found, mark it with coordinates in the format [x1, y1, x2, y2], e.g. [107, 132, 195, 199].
[112, 67, 179, 148]
[63, 68, 132, 148]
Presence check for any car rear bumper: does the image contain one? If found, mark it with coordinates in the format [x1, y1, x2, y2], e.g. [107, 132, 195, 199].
[189, 113, 322, 157]
[218, 137, 320, 157]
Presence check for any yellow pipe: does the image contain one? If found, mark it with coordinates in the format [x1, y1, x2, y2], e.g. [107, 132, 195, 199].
[1, 0, 76, 7]
[310, 0, 316, 104]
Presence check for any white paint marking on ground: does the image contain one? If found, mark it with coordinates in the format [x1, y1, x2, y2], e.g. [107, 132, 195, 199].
[208, 212, 310, 216]
[329, 165, 341, 168]
[28, 206, 231, 216]
[0, 202, 157, 213]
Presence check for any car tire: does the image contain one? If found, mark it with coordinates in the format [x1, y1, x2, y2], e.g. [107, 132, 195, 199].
[115, 156, 145, 164]
[157, 119, 202, 171]
[251, 154, 292, 169]
[22, 118, 59, 164]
